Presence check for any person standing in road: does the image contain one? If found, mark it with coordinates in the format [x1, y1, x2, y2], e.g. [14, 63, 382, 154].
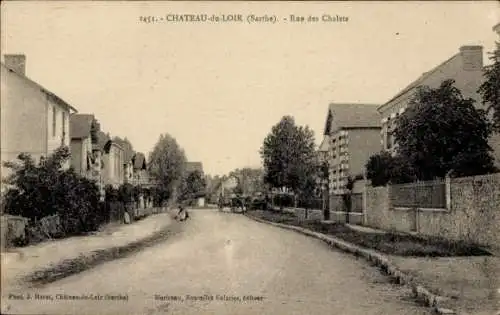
[177, 203, 190, 221]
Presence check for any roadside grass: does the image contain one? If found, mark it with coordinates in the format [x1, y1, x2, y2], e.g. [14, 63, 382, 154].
[247, 210, 492, 257]
[23, 224, 180, 287]
[247, 209, 499, 314]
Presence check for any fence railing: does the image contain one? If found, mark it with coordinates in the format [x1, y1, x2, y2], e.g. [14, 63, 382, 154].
[351, 193, 363, 213]
[296, 198, 324, 210]
[389, 179, 446, 209]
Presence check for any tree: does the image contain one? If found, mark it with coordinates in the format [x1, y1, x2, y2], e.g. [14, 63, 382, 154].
[365, 152, 416, 186]
[148, 134, 187, 205]
[228, 167, 265, 195]
[260, 116, 318, 196]
[478, 41, 500, 132]
[2, 146, 103, 235]
[179, 170, 206, 202]
[366, 152, 393, 186]
[394, 79, 497, 179]
[90, 119, 99, 144]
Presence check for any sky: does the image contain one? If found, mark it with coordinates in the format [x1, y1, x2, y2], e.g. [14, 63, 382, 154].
[1, 1, 499, 176]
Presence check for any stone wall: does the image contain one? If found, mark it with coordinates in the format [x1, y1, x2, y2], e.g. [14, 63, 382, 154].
[294, 209, 323, 221]
[365, 173, 500, 249]
[1, 215, 28, 249]
[418, 174, 500, 247]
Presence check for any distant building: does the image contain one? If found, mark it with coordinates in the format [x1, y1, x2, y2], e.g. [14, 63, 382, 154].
[322, 103, 381, 200]
[1, 55, 77, 190]
[317, 136, 330, 164]
[185, 162, 203, 174]
[378, 44, 500, 166]
[130, 152, 151, 186]
[70, 114, 96, 178]
[97, 131, 125, 188]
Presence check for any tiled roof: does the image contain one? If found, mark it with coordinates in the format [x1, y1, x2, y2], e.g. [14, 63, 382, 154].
[325, 103, 381, 134]
[185, 162, 203, 173]
[0, 62, 78, 113]
[132, 152, 146, 170]
[377, 46, 484, 113]
[97, 131, 111, 152]
[70, 114, 94, 139]
[113, 137, 135, 163]
[377, 53, 459, 113]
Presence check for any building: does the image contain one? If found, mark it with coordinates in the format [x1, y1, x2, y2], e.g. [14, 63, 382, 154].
[322, 103, 381, 205]
[377, 44, 500, 166]
[317, 136, 330, 164]
[130, 152, 151, 186]
[1, 55, 77, 188]
[69, 114, 97, 178]
[97, 131, 125, 188]
[185, 162, 203, 174]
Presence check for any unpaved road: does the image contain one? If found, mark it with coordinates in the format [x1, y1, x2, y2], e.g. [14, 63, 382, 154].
[2, 209, 432, 315]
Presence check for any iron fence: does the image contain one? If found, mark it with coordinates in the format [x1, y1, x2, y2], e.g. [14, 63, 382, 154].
[296, 198, 324, 210]
[351, 193, 363, 213]
[390, 179, 446, 209]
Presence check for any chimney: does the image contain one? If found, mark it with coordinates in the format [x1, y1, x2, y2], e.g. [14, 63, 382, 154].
[4, 54, 26, 75]
[459, 46, 483, 71]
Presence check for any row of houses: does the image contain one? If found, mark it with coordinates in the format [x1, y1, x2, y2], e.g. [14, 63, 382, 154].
[317, 23, 500, 211]
[0, 54, 151, 198]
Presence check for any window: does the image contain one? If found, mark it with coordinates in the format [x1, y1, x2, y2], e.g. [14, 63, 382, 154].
[52, 106, 56, 137]
[62, 112, 66, 141]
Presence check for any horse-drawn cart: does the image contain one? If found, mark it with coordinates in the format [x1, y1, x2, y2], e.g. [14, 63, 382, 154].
[218, 193, 249, 213]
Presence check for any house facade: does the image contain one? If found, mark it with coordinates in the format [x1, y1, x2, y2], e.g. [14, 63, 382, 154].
[129, 152, 150, 186]
[377, 45, 500, 166]
[322, 103, 381, 209]
[69, 114, 97, 178]
[1, 55, 77, 189]
[96, 132, 125, 188]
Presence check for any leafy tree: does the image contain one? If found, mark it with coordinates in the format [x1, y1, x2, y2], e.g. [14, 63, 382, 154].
[90, 119, 100, 144]
[148, 133, 187, 205]
[366, 152, 393, 186]
[394, 79, 497, 179]
[179, 170, 206, 202]
[118, 183, 136, 204]
[228, 167, 265, 195]
[366, 152, 416, 186]
[478, 41, 500, 132]
[260, 116, 319, 197]
[2, 146, 103, 235]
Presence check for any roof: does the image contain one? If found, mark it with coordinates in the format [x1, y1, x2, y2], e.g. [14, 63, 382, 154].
[113, 137, 135, 163]
[70, 114, 94, 139]
[494, 22, 500, 34]
[132, 152, 147, 169]
[96, 131, 111, 152]
[185, 162, 203, 174]
[1, 62, 78, 113]
[318, 136, 330, 152]
[324, 103, 381, 135]
[377, 46, 481, 113]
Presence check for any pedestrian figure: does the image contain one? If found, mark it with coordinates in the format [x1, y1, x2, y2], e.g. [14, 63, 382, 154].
[177, 204, 189, 221]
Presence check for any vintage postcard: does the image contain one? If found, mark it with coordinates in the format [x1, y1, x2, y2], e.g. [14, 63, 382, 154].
[1, 1, 499, 315]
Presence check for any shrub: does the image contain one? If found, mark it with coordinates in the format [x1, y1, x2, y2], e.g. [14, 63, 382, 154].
[2, 147, 105, 236]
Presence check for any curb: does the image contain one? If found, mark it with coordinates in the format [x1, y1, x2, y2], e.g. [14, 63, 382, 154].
[21, 214, 180, 287]
[246, 213, 457, 315]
